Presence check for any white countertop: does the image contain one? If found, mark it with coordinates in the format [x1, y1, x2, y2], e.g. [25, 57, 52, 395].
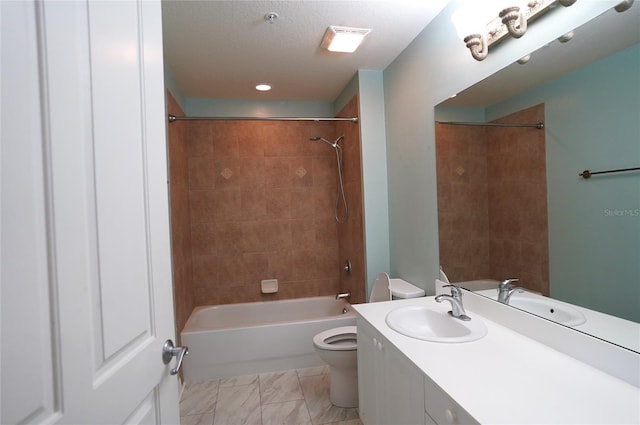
[474, 288, 640, 352]
[354, 296, 640, 424]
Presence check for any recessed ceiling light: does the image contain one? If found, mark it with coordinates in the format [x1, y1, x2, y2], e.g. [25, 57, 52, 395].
[321, 26, 371, 53]
[255, 84, 272, 91]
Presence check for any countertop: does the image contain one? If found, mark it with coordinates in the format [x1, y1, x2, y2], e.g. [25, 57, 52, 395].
[474, 288, 640, 352]
[353, 296, 640, 424]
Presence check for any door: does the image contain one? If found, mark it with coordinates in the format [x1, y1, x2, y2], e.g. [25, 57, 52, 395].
[1, 1, 180, 423]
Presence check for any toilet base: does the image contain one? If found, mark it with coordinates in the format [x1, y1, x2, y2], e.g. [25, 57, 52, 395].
[329, 366, 358, 408]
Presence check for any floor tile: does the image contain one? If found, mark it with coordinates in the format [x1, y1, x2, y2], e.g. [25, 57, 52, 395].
[214, 383, 262, 425]
[180, 380, 219, 416]
[326, 419, 363, 425]
[296, 366, 329, 377]
[184, 367, 362, 425]
[220, 373, 259, 387]
[299, 375, 359, 425]
[260, 370, 304, 404]
[181, 412, 214, 425]
[261, 399, 312, 425]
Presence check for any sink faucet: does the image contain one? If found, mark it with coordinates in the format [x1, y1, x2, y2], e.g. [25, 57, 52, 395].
[435, 284, 471, 321]
[336, 292, 350, 300]
[497, 279, 524, 304]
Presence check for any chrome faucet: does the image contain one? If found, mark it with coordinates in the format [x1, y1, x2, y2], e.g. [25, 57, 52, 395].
[336, 292, 351, 300]
[435, 284, 471, 321]
[497, 279, 524, 304]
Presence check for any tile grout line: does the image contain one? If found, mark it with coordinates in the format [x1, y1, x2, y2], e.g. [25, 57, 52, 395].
[211, 378, 220, 425]
[295, 368, 311, 425]
[258, 373, 264, 425]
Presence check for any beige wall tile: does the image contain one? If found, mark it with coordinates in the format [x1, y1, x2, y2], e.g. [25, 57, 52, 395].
[436, 104, 549, 295]
[166, 91, 194, 340]
[170, 99, 365, 307]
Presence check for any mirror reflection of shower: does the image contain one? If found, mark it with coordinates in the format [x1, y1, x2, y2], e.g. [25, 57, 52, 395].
[310, 134, 348, 223]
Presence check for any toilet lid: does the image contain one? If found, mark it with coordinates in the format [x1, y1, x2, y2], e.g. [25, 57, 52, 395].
[313, 326, 357, 351]
[369, 272, 391, 303]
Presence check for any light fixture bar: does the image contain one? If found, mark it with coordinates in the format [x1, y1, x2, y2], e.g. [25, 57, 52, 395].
[461, 0, 578, 61]
[321, 26, 371, 53]
[486, 0, 557, 47]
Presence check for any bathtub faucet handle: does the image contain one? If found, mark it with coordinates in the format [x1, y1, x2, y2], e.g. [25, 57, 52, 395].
[336, 292, 351, 300]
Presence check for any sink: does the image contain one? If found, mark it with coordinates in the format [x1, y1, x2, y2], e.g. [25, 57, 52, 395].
[385, 305, 488, 343]
[507, 295, 586, 327]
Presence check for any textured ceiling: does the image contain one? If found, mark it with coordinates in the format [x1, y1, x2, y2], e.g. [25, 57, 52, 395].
[161, 1, 450, 101]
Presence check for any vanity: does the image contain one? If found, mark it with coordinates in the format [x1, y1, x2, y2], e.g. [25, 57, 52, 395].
[353, 290, 640, 424]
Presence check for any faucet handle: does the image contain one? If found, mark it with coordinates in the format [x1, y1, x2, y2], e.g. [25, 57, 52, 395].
[442, 284, 462, 297]
[499, 278, 519, 288]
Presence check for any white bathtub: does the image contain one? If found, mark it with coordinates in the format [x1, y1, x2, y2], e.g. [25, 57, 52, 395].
[181, 296, 356, 382]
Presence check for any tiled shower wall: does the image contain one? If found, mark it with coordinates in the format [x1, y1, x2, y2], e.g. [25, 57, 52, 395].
[181, 98, 364, 306]
[487, 104, 548, 295]
[167, 91, 194, 340]
[436, 123, 491, 281]
[436, 104, 549, 295]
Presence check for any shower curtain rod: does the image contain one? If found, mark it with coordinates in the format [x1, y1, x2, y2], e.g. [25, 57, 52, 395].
[168, 114, 358, 123]
[436, 120, 544, 129]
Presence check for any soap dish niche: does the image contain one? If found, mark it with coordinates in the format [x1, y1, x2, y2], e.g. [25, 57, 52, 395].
[261, 279, 278, 294]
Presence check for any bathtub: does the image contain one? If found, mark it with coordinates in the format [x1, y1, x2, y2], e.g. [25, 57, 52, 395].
[181, 296, 356, 382]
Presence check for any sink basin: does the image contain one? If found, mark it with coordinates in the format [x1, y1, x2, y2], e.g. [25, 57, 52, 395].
[507, 296, 586, 327]
[385, 306, 488, 343]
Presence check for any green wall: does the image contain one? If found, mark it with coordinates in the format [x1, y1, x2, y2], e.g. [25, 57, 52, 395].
[382, 0, 615, 294]
[487, 44, 640, 321]
[357, 71, 391, 296]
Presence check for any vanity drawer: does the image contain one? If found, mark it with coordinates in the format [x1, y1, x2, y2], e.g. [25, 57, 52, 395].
[424, 375, 478, 425]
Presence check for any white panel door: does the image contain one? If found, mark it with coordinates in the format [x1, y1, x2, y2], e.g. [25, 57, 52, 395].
[1, 1, 180, 423]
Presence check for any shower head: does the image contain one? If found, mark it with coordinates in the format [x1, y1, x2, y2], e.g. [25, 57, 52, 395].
[309, 136, 334, 147]
[309, 134, 344, 148]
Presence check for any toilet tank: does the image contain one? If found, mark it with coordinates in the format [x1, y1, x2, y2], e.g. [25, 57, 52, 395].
[389, 278, 425, 300]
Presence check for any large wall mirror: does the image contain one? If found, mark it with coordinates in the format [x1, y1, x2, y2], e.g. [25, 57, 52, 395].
[434, 5, 639, 353]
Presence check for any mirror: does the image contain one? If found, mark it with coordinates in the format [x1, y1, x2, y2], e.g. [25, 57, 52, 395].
[435, 5, 640, 353]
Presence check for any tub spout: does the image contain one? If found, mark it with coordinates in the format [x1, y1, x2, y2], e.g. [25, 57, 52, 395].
[336, 292, 351, 300]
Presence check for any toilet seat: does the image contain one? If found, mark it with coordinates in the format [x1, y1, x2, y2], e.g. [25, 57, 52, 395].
[313, 326, 357, 351]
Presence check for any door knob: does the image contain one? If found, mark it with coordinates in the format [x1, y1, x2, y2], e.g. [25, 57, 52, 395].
[162, 339, 189, 375]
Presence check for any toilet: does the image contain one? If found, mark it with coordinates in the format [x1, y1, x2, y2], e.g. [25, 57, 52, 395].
[312, 272, 425, 407]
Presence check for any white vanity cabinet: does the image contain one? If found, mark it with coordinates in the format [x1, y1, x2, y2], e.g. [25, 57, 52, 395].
[354, 297, 639, 424]
[423, 375, 477, 425]
[357, 316, 425, 425]
[357, 315, 478, 425]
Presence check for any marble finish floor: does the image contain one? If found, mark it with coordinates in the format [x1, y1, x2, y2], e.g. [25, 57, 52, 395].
[180, 366, 363, 425]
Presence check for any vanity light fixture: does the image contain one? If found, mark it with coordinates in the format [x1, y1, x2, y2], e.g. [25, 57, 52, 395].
[321, 26, 371, 53]
[615, 0, 634, 13]
[499, 5, 527, 38]
[455, 0, 576, 62]
[463, 33, 488, 61]
[557, 30, 575, 43]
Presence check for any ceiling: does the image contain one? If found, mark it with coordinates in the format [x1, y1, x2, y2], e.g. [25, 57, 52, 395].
[161, 0, 450, 101]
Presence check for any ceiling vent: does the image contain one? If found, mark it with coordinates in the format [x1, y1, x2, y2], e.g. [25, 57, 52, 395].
[321, 26, 371, 53]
